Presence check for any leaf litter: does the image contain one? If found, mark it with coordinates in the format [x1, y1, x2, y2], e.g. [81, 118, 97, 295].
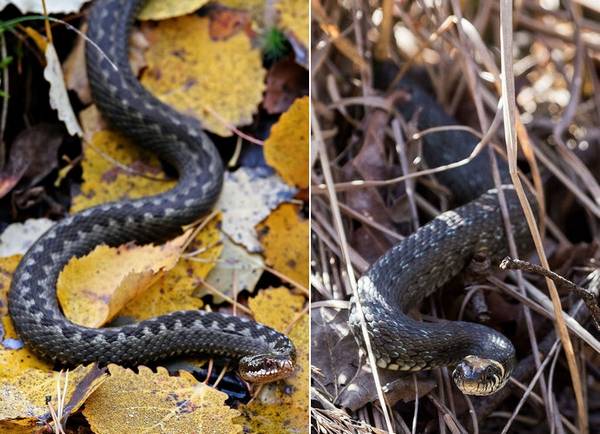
[0, 0, 308, 432]
[311, 1, 600, 433]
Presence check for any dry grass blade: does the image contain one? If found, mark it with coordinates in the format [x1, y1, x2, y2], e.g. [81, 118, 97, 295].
[498, 1, 588, 432]
[312, 104, 394, 433]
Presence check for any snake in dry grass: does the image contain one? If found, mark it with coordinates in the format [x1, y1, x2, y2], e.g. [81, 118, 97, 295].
[349, 76, 534, 395]
[8, 0, 295, 383]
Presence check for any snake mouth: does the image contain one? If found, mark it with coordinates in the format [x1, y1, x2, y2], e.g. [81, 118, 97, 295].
[238, 355, 295, 383]
[452, 355, 508, 396]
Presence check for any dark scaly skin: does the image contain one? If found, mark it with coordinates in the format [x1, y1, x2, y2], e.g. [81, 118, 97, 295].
[348, 79, 534, 395]
[8, 0, 295, 383]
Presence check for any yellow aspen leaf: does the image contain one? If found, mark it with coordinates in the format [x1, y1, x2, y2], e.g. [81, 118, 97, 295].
[121, 215, 223, 319]
[257, 203, 308, 288]
[241, 287, 308, 433]
[57, 233, 189, 328]
[138, 0, 210, 21]
[140, 15, 266, 137]
[0, 421, 32, 433]
[0, 255, 21, 317]
[71, 128, 175, 213]
[277, 0, 309, 48]
[0, 256, 51, 378]
[83, 365, 242, 434]
[264, 96, 309, 188]
[0, 317, 51, 378]
[0, 364, 106, 429]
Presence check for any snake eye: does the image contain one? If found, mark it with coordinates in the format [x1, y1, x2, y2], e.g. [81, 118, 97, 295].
[238, 354, 295, 383]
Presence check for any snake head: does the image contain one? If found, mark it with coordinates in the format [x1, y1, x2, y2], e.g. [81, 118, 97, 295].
[452, 355, 509, 396]
[238, 354, 295, 383]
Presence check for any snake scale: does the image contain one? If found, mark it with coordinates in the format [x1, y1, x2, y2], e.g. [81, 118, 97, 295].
[8, 0, 295, 383]
[348, 75, 535, 395]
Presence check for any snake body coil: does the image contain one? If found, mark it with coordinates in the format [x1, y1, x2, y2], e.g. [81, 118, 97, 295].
[349, 78, 534, 395]
[8, 0, 295, 383]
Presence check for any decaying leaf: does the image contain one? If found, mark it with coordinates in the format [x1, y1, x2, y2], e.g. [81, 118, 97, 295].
[241, 287, 308, 433]
[140, 15, 265, 137]
[215, 167, 297, 253]
[264, 58, 308, 114]
[257, 203, 308, 287]
[311, 307, 358, 398]
[202, 233, 264, 302]
[0, 218, 54, 257]
[83, 365, 241, 434]
[337, 364, 436, 411]
[0, 364, 106, 429]
[0, 256, 51, 378]
[0, 316, 51, 378]
[71, 127, 175, 213]
[44, 44, 83, 137]
[56, 233, 189, 328]
[219, 0, 266, 27]
[208, 5, 253, 40]
[264, 96, 309, 188]
[0, 124, 65, 200]
[63, 25, 91, 105]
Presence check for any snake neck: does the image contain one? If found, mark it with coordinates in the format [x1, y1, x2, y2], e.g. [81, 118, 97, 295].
[349, 301, 515, 372]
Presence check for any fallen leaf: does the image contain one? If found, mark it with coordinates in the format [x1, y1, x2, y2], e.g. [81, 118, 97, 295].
[202, 233, 264, 302]
[140, 15, 265, 137]
[0, 219, 55, 257]
[264, 58, 308, 114]
[70, 127, 175, 213]
[121, 215, 223, 320]
[337, 365, 436, 411]
[276, 0, 308, 49]
[311, 307, 358, 398]
[241, 287, 308, 433]
[0, 364, 106, 429]
[63, 24, 91, 104]
[219, 0, 266, 27]
[215, 167, 297, 253]
[257, 203, 308, 287]
[78, 104, 107, 143]
[264, 96, 309, 188]
[56, 234, 188, 328]
[44, 43, 83, 137]
[0, 256, 52, 378]
[83, 365, 242, 434]
[138, 0, 209, 21]
[208, 5, 253, 40]
[0, 124, 64, 199]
